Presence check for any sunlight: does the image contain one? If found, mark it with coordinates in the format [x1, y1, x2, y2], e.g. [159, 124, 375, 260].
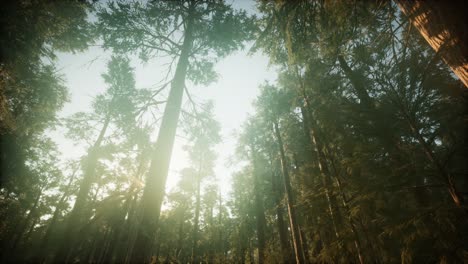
[1, 1, 466, 263]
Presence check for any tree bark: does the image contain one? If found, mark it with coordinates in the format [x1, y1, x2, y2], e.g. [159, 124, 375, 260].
[333, 173, 365, 264]
[395, 0, 468, 88]
[299, 104, 341, 239]
[272, 169, 293, 263]
[273, 120, 305, 264]
[131, 5, 195, 263]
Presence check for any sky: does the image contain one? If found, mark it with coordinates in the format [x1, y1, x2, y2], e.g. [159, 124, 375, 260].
[51, 0, 277, 200]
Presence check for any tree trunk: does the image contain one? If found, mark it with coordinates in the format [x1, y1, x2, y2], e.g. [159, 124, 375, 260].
[37, 169, 77, 262]
[273, 120, 305, 264]
[250, 143, 267, 264]
[208, 204, 215, 264]
[191, 169, 202, 263]
[104, 191, 134, 263]
[298, 227, 310, 264]
[395, 0, 468, 88]
[53, 114, 111, 263]
[9, 190, 42, 257]
[217, 192, 224, 262]
[248, 239, 254, 264]
[176, 210, 184, 259]
[337, 55, 374, 107]
[337, 55, 402, 152]
[131, 5, 195, 262]
[299, 104, 341, 239]
[123, 192, 140, 264]
[23, 215, 39, 245]
[270, 164, 292, 264]
[333, 173, 365, 264]
[401, 105, 467, 212]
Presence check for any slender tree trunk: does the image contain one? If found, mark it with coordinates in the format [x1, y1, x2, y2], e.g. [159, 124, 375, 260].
[97, 227, 112, 264]
[124, 192, 140, 264]
[131, 5, 195, 262]
[293, 64, 345, 237]
[298, 227, 310, 264]
[5, 193, 42, 264]
[401, 106, 467, 211]
[395, 0, 468, 88]
[250, 143, 267, 264]
[208, 205, 214, 264]
[104, 191, 134, 263]
[337, 55, 374, 107]
[38, 168, 78, 262]
[239, 233, 246, 264]
[273, 120, 305, 264]
[121, 154, 147, 263]
[270, 165, 292, 264]
[248, 239, 254, 264]
[333, 174, 365, 264]
[155, 242, 161, 264]
[53, 114, 111, 263]
[337, 55, 402, 153]
[217, 191, 224, 262]
[23, 216, 39, 244]
[9, 190, 42, 257]
[300, 104, 341, 239]
[191, 170, 202, 263]
[85, 226, 100, 264]
[176, 210, 184, 259]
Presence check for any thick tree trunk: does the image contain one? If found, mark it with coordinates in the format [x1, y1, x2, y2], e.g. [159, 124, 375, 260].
[395, 0, 468, 88]
[131, 6, 195, 263]
[273, 120, 305, 264]
[53, 114, 111, 263]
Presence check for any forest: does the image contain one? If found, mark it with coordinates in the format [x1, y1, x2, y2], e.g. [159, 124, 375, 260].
[1, 1, 467, 263]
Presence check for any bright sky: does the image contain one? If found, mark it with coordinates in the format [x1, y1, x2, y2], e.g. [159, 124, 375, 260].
[51, 1, 277, 199]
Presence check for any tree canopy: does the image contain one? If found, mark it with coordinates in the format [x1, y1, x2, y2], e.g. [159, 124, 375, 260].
[1, 1, 467, 263]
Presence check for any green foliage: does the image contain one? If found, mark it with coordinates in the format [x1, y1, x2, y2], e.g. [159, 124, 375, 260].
[1, 1, 467, 263]
[96, 0, 255, 86]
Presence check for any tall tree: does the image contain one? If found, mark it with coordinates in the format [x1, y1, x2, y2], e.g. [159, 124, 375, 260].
[96, 2, 254, 261]
[53, 56, 139, 263]
[395, 0, 468, 88]
[182, 102, 220, 263]
[0, 0, 93, 188]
